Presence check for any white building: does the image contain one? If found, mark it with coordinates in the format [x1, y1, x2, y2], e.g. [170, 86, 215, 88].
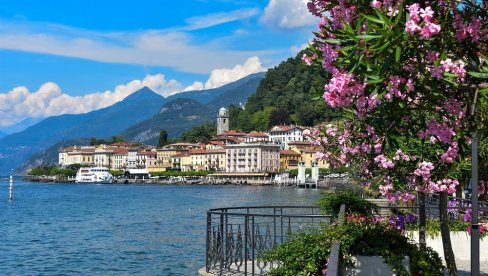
[268, 126, 312, 149]
[226, 143, 280, 173]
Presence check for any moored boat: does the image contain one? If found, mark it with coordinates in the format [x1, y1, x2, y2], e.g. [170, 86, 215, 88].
[75, 167, 114, 183]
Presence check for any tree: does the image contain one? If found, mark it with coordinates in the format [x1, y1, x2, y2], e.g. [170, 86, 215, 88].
[306, 0, 487, 274]
[111, 135, 124, 143]
[158, 130, 168, 147]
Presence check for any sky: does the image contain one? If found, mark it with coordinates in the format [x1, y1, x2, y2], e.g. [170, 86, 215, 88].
[0, 0, 318, 130]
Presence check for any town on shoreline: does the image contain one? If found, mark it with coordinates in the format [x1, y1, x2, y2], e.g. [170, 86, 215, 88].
[28, 107, 349, 186]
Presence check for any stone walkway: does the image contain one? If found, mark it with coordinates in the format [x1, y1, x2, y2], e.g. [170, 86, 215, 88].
[444, 260, 488, 275]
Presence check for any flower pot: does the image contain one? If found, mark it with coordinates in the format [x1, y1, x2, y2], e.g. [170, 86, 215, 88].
[345, 255, 410, 276]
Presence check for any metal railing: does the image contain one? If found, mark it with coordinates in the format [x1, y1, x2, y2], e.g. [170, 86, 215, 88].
[205, 206, 332, 275]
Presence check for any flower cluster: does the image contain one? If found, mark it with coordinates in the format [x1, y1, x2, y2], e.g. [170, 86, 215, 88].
[405, 4, 441, 38]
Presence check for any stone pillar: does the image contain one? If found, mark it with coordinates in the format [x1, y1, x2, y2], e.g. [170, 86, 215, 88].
[311, 161, 319, 182]
[298, 161, 306, 184]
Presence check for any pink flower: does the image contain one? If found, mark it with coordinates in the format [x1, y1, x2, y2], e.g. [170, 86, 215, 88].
[414, 161, 435, 181]
[407, 3, 420, 22]
[420, 6, 434, 22]
[420, 22, 441, 38]
[405, 20, 421, 35]
[425, 51, 440, 63]
[370, 0, 382, 8]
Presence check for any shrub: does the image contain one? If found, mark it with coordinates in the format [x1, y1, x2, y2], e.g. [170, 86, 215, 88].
[317, 190, 378, 217]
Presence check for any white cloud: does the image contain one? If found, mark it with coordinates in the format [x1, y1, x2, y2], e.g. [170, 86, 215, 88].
[0, 18, 266, 75]
[0, 74, 182, 127]
[260, 0, 317, 29]
[183, 8, 259, 31]
[291, 42, 309, 55]
[0, 57, 267, 127]
[183, 56, 266, 91]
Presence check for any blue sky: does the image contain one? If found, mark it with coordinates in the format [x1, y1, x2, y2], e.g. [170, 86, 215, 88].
[0, 0, 317, 129]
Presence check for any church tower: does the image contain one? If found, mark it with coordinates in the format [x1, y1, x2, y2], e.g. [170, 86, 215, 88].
[217, 107, 229, 135]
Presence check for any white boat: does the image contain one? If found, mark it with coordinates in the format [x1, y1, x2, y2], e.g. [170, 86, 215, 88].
[75, 167, 114, 183]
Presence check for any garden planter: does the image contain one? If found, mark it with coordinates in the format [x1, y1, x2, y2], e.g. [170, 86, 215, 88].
[366, 198, 392, 217]
[408, 231, 488, 263]
[345, 255, 410, 276]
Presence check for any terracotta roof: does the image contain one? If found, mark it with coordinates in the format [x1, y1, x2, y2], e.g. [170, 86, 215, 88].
[269, 125, 307, 132]
[246, 131, 269, 138]
[205, 149, 225, 154]
[280, 150, 301, 156]
[189, 149, 207, 154]
[173, 152, 190, 157]
[137, 150, 157, 156]
[219, 130, 247, 137]
[113, 148, 128, 154]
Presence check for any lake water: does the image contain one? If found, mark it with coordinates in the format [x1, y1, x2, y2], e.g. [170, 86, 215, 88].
[0, 181, 322, 275]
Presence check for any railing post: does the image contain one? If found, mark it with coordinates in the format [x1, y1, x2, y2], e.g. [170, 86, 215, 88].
[244, 215, 249, 275]
[206, 211, 211, 272]
[251, 216, 255, 275]
[220, 211, 225, 273]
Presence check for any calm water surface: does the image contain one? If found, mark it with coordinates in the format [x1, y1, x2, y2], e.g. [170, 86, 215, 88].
[0, 181, 322, 275]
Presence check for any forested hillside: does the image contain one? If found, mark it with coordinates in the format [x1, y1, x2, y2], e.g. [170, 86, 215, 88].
[227, 52, 340, 132]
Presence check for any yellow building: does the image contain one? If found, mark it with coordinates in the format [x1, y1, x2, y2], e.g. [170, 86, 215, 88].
[290, 146, 329, 169]
[171, 152, 192, 172]
[279, 149, 302, 171]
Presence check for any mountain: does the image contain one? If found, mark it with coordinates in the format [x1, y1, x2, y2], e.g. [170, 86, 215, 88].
[120, 98, 214, 145]
[0, 117, 43, 135]
[120, 73, 265, 145]
[166, 72, 265, 104]
[0, 87, 165, 174]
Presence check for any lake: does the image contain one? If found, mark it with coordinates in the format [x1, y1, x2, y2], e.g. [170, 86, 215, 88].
[0, 181, 322, 275]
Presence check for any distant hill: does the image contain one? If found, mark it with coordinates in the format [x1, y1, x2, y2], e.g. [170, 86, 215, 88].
[0, 87, 165, 174]
[166, 72, 265, 104]
[0, 130, 6, 138]
[0, 117, 43, 135]
[119, 73, 265, 145]
[120, 98, 214, 145]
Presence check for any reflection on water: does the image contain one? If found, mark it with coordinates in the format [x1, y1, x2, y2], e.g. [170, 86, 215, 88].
[0, 182, 322, 275]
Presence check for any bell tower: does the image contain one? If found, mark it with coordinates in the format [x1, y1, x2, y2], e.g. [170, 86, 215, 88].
[217, 107, 229, 135]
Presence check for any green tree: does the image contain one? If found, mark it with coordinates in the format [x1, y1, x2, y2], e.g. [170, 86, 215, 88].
[158, 130, 168, 147]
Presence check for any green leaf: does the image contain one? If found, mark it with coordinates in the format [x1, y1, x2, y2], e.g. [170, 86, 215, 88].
[348, 54, 364, 73]
[467, 72, 488, 78]
[366, 77, 384, 84]
[356, 34, 383, 40]
[371, 41, 390, 54]
[379, 52, 394, 76]
[362, 14, 384, 24]
[395, 46, 401, 62]
[324, 39, 342, 44]
[443, 72, 458, 78]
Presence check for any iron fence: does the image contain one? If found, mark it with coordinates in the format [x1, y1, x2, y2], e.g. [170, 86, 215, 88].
[205, 206, 332, 275]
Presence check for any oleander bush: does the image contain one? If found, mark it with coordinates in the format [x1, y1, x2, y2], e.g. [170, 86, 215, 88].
[317, 190, 378, 217]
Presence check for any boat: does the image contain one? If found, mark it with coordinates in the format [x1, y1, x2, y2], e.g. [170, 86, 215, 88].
[75, 167, 114, 183]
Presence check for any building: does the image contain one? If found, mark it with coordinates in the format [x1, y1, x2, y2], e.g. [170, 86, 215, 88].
[136, 148, 159, 171]
[268, 125, 312, 149]
[290, 145, 329, 169]
[244, 131, 269, 143]
[279, 149, 302, 171]
[171, 152, 191, 171]
[93, 147, 113, 168]
[111, 148, 128, 170]
[59, 146, 96, 166]
[216, 107, 229, 135]
[226, 143, 281, 173]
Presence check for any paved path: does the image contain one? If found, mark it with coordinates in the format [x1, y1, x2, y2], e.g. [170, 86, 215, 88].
[444, 260, 488, 275]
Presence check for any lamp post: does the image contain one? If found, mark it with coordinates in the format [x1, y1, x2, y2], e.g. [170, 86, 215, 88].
[471, 88, 480, 275]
